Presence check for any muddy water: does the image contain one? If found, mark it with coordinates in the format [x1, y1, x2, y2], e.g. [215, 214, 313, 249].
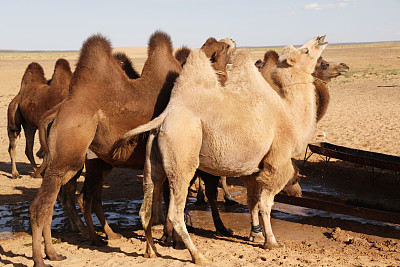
[1, 181, 399, 240]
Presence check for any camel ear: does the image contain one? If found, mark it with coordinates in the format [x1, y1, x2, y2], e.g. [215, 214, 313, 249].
[279, 45, 297, 66]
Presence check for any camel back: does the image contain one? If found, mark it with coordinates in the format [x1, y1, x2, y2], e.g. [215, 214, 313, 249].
[21, 62, 47, 87]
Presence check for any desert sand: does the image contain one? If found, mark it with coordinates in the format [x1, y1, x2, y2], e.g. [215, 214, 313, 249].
[0, 41, 400, 266]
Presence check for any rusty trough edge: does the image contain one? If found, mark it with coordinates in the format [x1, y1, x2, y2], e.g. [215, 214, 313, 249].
[275, 192, 400, 225]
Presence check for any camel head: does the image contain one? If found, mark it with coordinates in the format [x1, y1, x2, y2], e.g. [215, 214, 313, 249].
[313, 57, 349, 82]
[279, 36, 328, 74]
[201, 37, 235, 69]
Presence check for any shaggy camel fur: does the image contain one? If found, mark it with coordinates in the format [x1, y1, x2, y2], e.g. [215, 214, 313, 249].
[115, 36, 328, 263]
[30, 31, 237, 266]
[7, 59, 72, 179]
[29, 51, 141, 239]
[256, 50, 349, 122]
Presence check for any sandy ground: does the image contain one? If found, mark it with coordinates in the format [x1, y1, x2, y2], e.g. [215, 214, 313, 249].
[0, 41, 400, 266]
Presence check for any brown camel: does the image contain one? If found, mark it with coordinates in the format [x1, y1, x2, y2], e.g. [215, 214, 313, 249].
[115, 36, 328, 263]
[7, 59, 72, 179]
[30, 31, 237, 267]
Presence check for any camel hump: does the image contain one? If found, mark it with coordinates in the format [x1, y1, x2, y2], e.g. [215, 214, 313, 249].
[48, 58, 72, 87]
[112, 52, 140, 79]
[174, 46, 191, 66]
[54, 58, 71, 73]
[231, 50, 253, 69]
[21, 62, 47, 87]
[77, 34, 113, 66]
[263, 50, 279, 65]
[147, 30, 173, 56]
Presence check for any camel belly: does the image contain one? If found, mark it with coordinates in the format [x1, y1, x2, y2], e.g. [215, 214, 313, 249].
[198, 131, 272, 177]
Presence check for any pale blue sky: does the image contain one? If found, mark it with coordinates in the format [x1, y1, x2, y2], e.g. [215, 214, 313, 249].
[1, 0, 399, 50]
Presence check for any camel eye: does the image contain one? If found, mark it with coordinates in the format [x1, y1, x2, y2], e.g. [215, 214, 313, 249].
[305, 49, 309, 55]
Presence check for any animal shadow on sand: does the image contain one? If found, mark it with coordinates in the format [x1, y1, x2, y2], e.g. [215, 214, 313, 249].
[51, 231, 192, 263]
[0, 162, 35, 179]
[0, 245, 29, 267]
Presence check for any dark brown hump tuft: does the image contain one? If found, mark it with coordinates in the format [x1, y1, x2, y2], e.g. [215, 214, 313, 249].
[174, 46, 191, 66]
[21, 62, 47, 87]
[113, 52, 140, 79]
[49, 58, 72, 87]
[263, 50, 279, 65]
[77, 34, 112, 67]
[54, 58, 71, 72]
[147, 31, 173, 56]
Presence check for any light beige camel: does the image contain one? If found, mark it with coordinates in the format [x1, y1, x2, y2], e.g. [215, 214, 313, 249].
[115, 36, 328, 263]
[255, 50, 349, 122]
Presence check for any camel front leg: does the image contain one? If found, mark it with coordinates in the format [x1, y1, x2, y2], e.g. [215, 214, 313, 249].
[30, 172, 64, 267]
[200, 171, 233, 237]
[220, 176, 238, 205]
[240, 176, 264, 243]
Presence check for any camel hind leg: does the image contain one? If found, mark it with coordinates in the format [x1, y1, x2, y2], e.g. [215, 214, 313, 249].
[158, 115, 209, 264]
[22, 122, 38, 173]
[258, 141, 295, 249]
[8, 129, 21, 179]
[8, 107, 22, 179]
[140, 131, 166, 258]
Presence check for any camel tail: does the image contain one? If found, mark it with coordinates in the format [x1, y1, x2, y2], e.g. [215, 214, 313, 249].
[38, 104, 60, 155]
[7, 95, 22, 138]
[112, 112, 167, 160]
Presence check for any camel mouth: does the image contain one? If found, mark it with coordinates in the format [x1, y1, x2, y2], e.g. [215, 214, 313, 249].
[317, 35, 328, 47]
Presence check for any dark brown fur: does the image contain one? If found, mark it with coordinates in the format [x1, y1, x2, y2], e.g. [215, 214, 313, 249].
[7, 59, 72, 179]
[29, 31, 183, 266]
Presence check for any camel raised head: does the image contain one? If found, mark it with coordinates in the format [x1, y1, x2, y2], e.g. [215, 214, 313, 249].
[7, 59, 72, 179]
[115, 36, 328, 263]
[256, 50, 349, 122]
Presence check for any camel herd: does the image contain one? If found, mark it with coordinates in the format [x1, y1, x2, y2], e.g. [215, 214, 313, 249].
[6, 31, 349, 266]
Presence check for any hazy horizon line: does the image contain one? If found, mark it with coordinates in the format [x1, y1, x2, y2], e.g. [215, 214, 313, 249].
[1, 40, 399, 53]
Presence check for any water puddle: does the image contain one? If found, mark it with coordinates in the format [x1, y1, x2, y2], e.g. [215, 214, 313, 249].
[1, 187, 399, 240]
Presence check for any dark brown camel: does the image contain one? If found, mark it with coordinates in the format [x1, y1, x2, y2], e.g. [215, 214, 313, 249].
[7, 59, 72, 179]
[30, 31, 237, 267]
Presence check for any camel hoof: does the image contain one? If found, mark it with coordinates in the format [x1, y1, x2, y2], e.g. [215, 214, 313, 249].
[195, 199, 207, 206]
[194, 254, 211, 264]
[144, 252, 158, 258]
[91, 239, 108, 247]
[107, 232, 122, 240]
[224, 198, 238, 206]
[30, 172, 42, 178]
[216, 227, 234, 237]
[173, 240, 186, 250]
[45, 253, 66, 261]
[12, 173, 21, 179]
[249, 231, 265, 243]
[263, 241, 285, 250]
